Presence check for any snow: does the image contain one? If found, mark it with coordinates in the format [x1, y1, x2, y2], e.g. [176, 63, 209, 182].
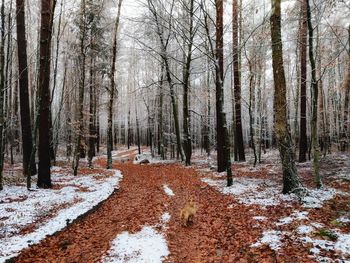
[337, 217, 350, 224]
[0, 169, 123, 262]
[301, 188, 340, 209]
[276, 211, 308, 226]
[103, 226, 169, 263]
[163, 185, 175, 197]
[335, 234, 350, 256]
[201, 177, 294, 207]
[251, 230, 287, 251]
[297, 225, 314, 235]
[253, 216, 267, 221]
[103, 213, 171, 263]
[161, 212, 171, 224]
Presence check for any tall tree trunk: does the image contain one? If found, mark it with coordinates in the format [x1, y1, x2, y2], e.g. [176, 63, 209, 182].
[307, 0, 322, 188]
[182, 0, 194, 166]
[87, 35, 95, 168]
[16, 0, 37, 188]
[216, 0, 232, 186]
[270, 0, 301, 194]
[0, 0, 5, 191]
[147, 0, 184, 162]
[232, 0, 245, 162]
[299, 0, 308, 162]
[37, 0, 54, 188]
[73, 0, 86, 176]
[107, 0, 122, 169]
[344, 26, 350, 146]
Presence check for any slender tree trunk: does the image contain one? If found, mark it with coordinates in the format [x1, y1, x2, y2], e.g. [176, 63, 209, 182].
[307, 0, 322, 188]
[87, 35, 95, 168]
[344, 26, 350, 146]
[73, 0, 86, 176]
[16, 0, 37, 187]
[247, 56, 257, 166]
[0, 0, 5, 191]
[182, 0, 194, 166]
[107, 0, 122, 169]
[37, 0, 54, 188]
[270, 0, 301, 194]
[299, 0, 308, 162]
[216, 0, 232, 185]
[232, 0, 245, 162]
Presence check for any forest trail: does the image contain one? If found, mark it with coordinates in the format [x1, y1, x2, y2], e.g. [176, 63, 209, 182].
[13, 150, 315, 263]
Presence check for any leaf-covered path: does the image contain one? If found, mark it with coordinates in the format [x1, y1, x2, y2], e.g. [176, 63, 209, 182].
[12, 152, 332, 262]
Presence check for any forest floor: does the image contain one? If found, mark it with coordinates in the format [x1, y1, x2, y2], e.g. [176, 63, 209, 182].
[1, 148, 350, 262]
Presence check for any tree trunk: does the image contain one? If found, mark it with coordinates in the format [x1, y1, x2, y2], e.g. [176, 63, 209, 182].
[37, 0, 54, 188]
[0, 0, 5, 191]
[107, 0, 122, 169]
[270, 0, 301, 194]
[216, 0, 232, 186]
[299, 0, 308, 162]
[182, 0, 194, 166]
[307, 0, 322, 188]
[232, 0, 245, 162]
[73, 0, 86, 176]
[16, 0, 38, 186]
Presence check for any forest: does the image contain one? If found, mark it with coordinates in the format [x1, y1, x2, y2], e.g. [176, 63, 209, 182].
[0, 0, 350, 262]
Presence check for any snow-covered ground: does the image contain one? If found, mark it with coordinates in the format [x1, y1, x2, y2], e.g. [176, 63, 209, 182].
[103, 213, 171, 263]
[0, 167, 123, 263]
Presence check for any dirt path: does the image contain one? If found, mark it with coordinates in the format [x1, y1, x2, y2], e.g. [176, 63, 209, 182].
[13, 154, 313, 263]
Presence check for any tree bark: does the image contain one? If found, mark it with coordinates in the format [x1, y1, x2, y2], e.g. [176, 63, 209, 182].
[37, 0, 54, 188]
[270, 0, 301, 194]
[216, 0, 232, 186]
[182, 0, 194, 166]
[298, 0, 308, 162]
[73, 0, 86, 176]
[232, 0, 245, 162]
[107, 0, 122, 169]
[0, 0, 5, 191]
[16, 0, 37, 187]
[307, 0, 322, 188]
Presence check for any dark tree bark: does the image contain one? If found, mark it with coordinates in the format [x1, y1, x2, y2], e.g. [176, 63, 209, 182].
[343, 26, 350, 147]
[182, 0, 194, 166]
[216, 0, 232, 186]
[37, 0, 54, 188]
[73, 0, 86, 176]
[307, 0, 322, 188]
[270, 0, 301, 194]
[147, 0, 184, 162]
[232, 0, 245, 162]
[16, 0, 37, 184]
[0, 0, 4, 191]
[87, 35, 95, 168]
[298, 0, 308, 162]
[107, 0, 122, 169]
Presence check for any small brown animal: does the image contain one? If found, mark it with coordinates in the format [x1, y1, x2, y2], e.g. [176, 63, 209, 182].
[180, 200, 197, 227]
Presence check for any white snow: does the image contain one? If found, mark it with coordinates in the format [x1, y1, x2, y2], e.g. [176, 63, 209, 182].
[251, 230, 287, 251]
[276, 211, 309, 226]
[103, 226, 169, 263]
[297, 225, 314, 235]
[163, 185, 175, 197]
[253, 216, 267, 221]
[301, 188, 340, 209]
[161, 213, 171, 224]
[104, 213, 171, 263]
[201, 177, 294, 207]
[0, 169, 123, 262]
[337, 217, 350, 224]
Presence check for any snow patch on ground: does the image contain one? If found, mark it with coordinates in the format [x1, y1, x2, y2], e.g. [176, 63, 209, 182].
[163, 185, 175, 197]
[0, 169, 123, 262]
[103, 226, 169, 263]
[276, 211, 308, 226]
[201, 177, 294, 207]
[251, 230, 287, 251]
[301, 188, 340, 209]
[104, 213, 171, 263]
[253, 216, 267, 221]
[297, 225, 315, 235]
